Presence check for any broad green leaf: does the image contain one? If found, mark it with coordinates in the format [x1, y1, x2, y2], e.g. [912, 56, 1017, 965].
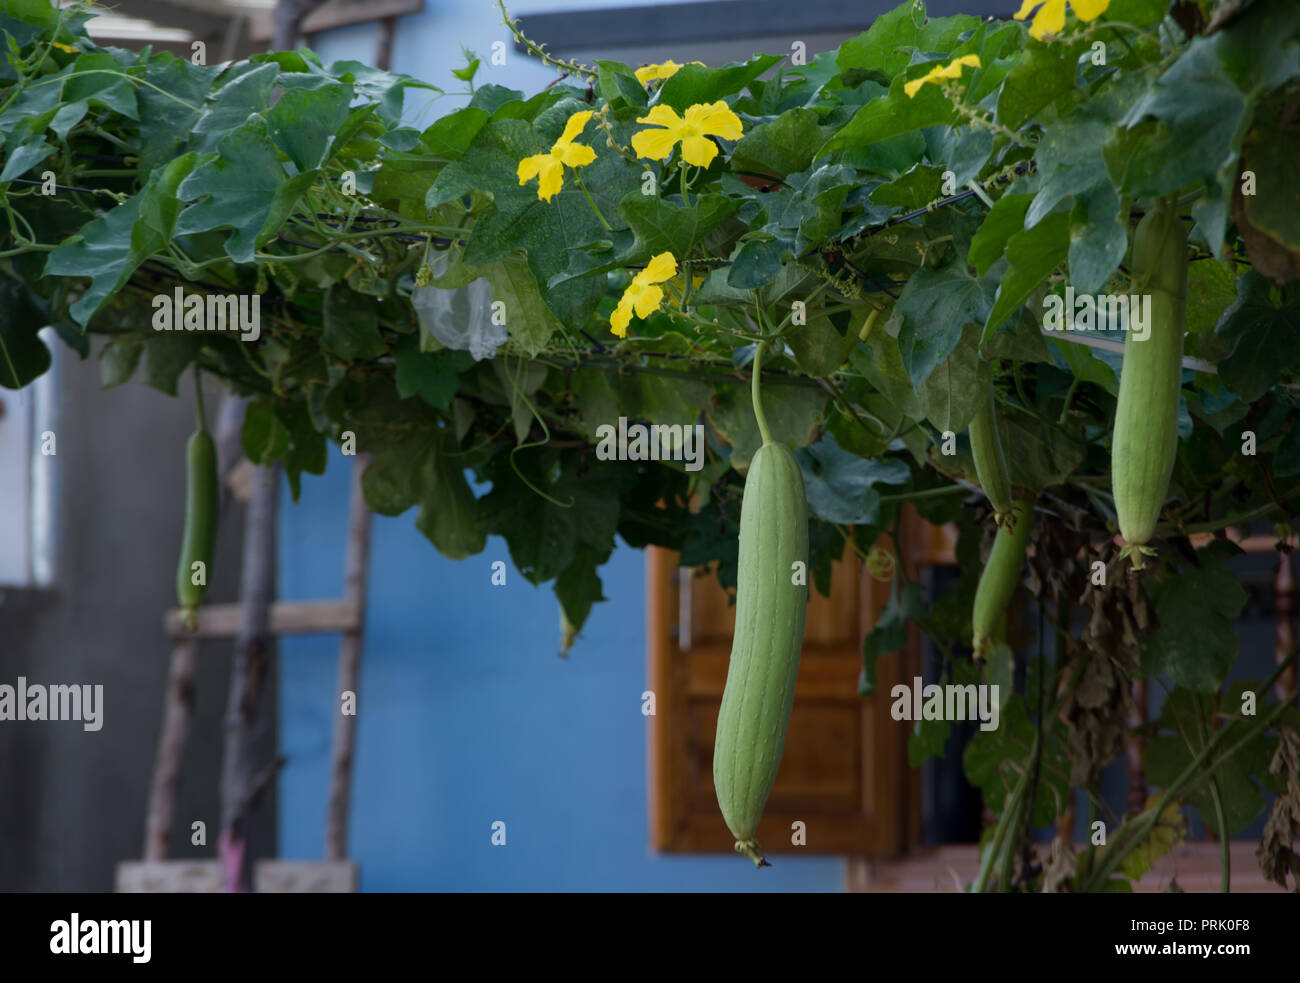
[983, 211, 1070, 343]
[968, 193, 1032, 276]
[657, 56, 780, 113]
[796, 431, 910, 524]
[896, 262, 998, 389]
[478, 255, 562, 357]
[919, 323, 988, 433]
[190, 62, 279, 152]
[427, 118, 640, 329]
[322, 283, 387, 360]
[176, 116, 318, 263]
[819, 77, 954, 155]
[1214, 272, 1300, 403]
[730, 107, 832, 177]
[45, 152, 199, 325]
[265, 80, 354, 170]
[0, 272, 50, 388]
[617, 192, 738, 266]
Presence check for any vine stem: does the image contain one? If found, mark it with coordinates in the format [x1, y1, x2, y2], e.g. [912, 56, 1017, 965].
[193, 365, 208, 433]
[752, 339, 773, 446]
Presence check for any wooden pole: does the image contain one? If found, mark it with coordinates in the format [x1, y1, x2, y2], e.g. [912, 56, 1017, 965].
[219, 463, 280, 892]
[143, 638, 199, 861]
[325, 455, 373, 861]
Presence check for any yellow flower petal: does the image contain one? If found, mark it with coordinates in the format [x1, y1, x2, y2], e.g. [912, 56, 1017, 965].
[632, 283, 664, 320]
[52, 42, 77, 53]
[1012, 0, 1040, 21]
[688, 101, 743, 140]
[635, 60, 683, 85]
[904, 55, 980, 98]
[558, 142, 596, 168]
[636, 105, 684, 129]
[557, 110, 594, 147]
[610, 294, 635, 336]
[1028, 0, 1067, 38]
[517, 154, 549, 185]
[642, 252, 678, 284]
[631, 127, 681, 161]
[679, 134, 719, 167]
[534, 158, 565, 201]
[1068, 0, 1110, 22]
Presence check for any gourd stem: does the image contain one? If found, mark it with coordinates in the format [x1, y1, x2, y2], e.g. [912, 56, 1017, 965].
[752, 339, 773, 446]
[193, 365, 208, 433]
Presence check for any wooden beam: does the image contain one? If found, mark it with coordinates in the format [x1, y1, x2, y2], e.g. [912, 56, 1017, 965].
[164, 599, 360, 640]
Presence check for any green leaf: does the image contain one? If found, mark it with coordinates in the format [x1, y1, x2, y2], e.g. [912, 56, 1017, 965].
[322, 283, 387, 360]
[1000, 412, 1087, 492]
[265, 80, 354, 171]
[97, 336, 142, 389]
[554, 548, 607, 642]
[0, 138, 54, 182]
[969, 194, 1032, 277]
[415, 437, 486, 559]
[1067, 183, 1127, 295]
[617, 192, 738, 266]
[787, 311, 854, 377]
[795, 431, 909, 524]
[44, 152, 199, 326]
[896, 262, 998, 388]
[983, 211, 1070, 344]
[138, 54, 218, 172]
[190, 62, 279, 153]
[837, 3, 979, 77]
[242, 399, 291, 465]
[176, 115, 318, 264]
[393, 332, 463, 410]
[141, 333, 201, 396]
[479, 255, 562, 357]
[819, 76, 954, 155]
[64, 51, 139, 119]
[997, 41, 1079, 130]
[729, 107, 832, 177]
[919, 323, 988, 433]
[1106, 41, 1249, 198]
[427, 118, 640, 329]
[1141, 540, 1249, 691]
[0, 272, 50, 388]
[707, 378, 825, 468]
[1214, 272, 1300, 403]
[656, 56, 780, 113]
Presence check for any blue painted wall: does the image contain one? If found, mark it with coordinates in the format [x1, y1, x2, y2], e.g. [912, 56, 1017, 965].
[276, 1, 845, 891]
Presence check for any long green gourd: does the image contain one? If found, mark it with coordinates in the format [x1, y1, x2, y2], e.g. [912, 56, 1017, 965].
[1113, 198, 1187, 570]
[713, 339, 809, 868]
[971, 498, 1033, 661]
[969, 385, 1013, 526]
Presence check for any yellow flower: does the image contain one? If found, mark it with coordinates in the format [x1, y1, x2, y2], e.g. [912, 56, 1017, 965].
[611, 252, 678, 337]
[903, 54, 981, 98]
[516, 110, 597, 202]
[51, 42, 77, 53]
[633, 59, 704, 85]
[631, 101, 743, 168]
[1013, 0, 1110, 41]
